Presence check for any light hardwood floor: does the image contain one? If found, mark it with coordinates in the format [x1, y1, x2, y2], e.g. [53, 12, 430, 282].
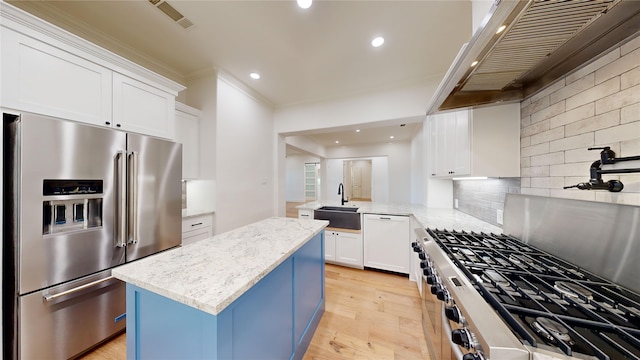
[79, 264, 429, 359]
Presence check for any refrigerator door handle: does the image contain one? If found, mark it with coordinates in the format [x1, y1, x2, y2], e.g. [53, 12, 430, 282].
[128, 151, 139, 245]
[43, 276, 115, 302]
[115, 150, 127, 248]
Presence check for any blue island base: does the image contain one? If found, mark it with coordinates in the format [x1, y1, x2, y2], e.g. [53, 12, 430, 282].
[125, 232, 325, 360]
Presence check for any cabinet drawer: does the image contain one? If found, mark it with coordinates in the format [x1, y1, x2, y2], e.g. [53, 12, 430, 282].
[182, 214, 213, 233]
[298, 209, 313, 219]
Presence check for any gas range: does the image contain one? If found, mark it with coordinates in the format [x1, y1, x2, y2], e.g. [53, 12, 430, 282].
[418, 228, 640, 360]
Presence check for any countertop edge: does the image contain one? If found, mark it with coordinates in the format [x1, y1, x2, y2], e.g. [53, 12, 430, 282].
[113, 218, 328, 316]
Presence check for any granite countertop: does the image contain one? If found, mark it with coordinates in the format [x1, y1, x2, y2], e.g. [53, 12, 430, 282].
[182, 208, 215, 218]
[297, 201, 502, 234]
[112, 217, 328, 315]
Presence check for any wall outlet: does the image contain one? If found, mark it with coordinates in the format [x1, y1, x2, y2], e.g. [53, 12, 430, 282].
[497, 209, 504, 225]
[454, 199, 459, 209]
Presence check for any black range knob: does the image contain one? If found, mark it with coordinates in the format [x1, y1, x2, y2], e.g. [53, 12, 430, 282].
[413, 246, 422, 253]
[418, 253, 427, 260]
[445, 305, 460, 323]
[451, 329, 470, 348]
[436, 288, 447, 301]
[426, 275, 436, 285]
[422, 267, 433, 276]
[430, 284, 439, 295]
[411, 241, 419, 248]
[420, 260, 428, 269]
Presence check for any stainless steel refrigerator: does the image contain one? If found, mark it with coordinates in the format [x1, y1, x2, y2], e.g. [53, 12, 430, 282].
[2, 112, 182, 359]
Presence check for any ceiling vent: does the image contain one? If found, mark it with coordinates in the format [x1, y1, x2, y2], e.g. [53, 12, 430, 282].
[427, 0, 640, 114]
[148, 0, 195, 30]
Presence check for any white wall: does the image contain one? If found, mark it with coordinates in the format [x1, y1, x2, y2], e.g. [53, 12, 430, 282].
[325, 142, 411, 203]
[216, 75, 276, 233]
[285, 153, 320, 202]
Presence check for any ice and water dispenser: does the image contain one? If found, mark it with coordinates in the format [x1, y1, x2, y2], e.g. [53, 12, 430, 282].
[42, 179, 103, 235]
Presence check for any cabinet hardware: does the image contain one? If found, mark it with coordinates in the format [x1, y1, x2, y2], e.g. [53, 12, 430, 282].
[380, 217, 391, 220]
[105, 121, 111, 125]
[191, 222, 203, 226]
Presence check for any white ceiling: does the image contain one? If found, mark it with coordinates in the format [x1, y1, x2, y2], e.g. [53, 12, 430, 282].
[8, 0, 473, 148]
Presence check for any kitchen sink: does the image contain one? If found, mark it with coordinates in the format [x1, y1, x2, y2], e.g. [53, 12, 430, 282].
[314, 206, 361, 230]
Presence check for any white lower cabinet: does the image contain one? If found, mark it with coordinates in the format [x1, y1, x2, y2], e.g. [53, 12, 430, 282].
[181, 214, 213, 246]
[325, 230, 363, 268]
[363, 214, 410, 274]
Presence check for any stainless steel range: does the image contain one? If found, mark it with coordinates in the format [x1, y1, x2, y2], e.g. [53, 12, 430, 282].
[413, 194, 640, 360]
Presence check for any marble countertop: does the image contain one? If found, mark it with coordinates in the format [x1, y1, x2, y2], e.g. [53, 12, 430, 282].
[182, 208, 215, 218]
[112, 217, 328, 315]
[297, 201, 502, 234]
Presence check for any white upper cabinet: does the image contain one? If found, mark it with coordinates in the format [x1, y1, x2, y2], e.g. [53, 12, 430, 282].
[174, 102, 201, 179]
[428, 103, 520, 178]
[1, 28, 112, 126]
[0, 3, 184, 139]
[112, 73, 175, 139]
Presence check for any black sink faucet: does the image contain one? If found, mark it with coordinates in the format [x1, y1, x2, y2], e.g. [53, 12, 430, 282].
[338, 183, 348, 205]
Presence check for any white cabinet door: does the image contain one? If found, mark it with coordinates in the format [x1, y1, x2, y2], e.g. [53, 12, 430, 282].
[325, 231, 336, 262]
[112, 73, 175, 139]
[174, 104, 200, 179]
[335, 231, 363, 268]
[363, 214, 410, 274]
[0, 28, 112, 126]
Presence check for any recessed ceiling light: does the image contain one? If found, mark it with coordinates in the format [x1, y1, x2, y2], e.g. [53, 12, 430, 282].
[470, 61, 478, 67]
[371, 37, 385, 47]
[389, 136, 395, 139]
[335, 140, 340, 144]
[496, 25, 507, 34]
[356, 129, 361, 133]
[250, 72, 261, 80]
[297, 0, 312, 9]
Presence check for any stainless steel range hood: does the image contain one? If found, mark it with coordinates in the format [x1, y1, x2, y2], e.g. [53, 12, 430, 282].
[426, 0, 640, 114]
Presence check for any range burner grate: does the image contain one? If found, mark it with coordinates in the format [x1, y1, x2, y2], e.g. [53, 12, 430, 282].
[427, 228, 640, 360]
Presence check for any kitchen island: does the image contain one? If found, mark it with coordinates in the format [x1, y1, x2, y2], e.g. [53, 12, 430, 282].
[112, 217, 328, 360]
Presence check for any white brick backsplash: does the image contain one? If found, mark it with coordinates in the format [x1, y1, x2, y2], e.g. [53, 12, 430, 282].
[522, 119, 550, 137]
[531, 177, 565, 189]
[530, 152, 564, 166]
[621, 138, 640, 156]
[619, 174, 640, 192]
[564, 148, 596, 163]
[531, 101, 565, 124]
[549, 133, 594, 152]
[621, 66, 639, 90]
[521, 136, 531, 148]
[528, 96, 551, 118]
[595, 191, 640, 205]
[521, 114, 532, 128]
[595, 84, 640, 115]
[565, 110, 620, 137]
[566, 77, 620, 110]
[567, 47, 620, 84]
[520, 177, 531, 187]
[531, 127, 564, 145]
[521, 165, 550, 177]
[521, 187, 551, 197]
[549, 104, 594, 129]
[550, 162, 592, 177]
[596, 47, 640, 84]
[550, 73, 595, 104]
[595, 122, 640, 144]
[621, 103, 640, 124]
[533, 78, 565, 104]
[621, 34, 640, 55]
[550, 189, 596, 202]
[521, 157, 531, 168]
[522, 142, 550, 157]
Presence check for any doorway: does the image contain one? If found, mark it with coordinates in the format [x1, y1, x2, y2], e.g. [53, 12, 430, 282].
[304, 162, 321, 201]
[344, 160, 372, 201]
